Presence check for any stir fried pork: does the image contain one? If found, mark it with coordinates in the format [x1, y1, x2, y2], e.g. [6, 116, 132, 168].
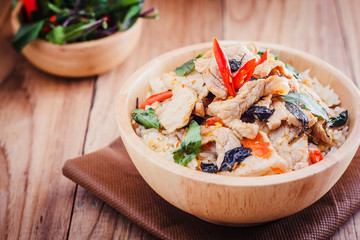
[267, 99, 317, 130]
[212, 127, 242, 169]
[269, 124, 310, 170]
[253, 60, 293, 79]
[203, 69, 228, 99]
[223, 131, 288, 176]
[134, 41, 348, 177]
[207, 76, 290, 139]
[197, 44, 259, 99]
[155, 85, 197, 133]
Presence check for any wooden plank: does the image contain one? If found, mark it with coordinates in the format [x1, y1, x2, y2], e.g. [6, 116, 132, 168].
[223, 0, 352, 78]
[0, 1, 95, 239]
[331, 0, 360, 238]
[68, 0, 223, 239]
[335, 0, 360, 87]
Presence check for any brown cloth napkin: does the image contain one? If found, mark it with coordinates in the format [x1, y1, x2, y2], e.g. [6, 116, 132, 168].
[63, 138, 360, 240]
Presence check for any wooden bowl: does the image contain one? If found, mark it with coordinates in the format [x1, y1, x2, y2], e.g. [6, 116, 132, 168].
[116, 41, 360, 225]
[10, 3, 142, 78]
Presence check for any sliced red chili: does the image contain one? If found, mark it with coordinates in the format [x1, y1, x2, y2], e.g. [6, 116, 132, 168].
[140, 91, 173, 109]
[310, 150, 323, 164]
[213, 38, 236, 97]
[256, 49, 270, 66]
[233, 58, 256, 90]
[23, 0, 38, 21]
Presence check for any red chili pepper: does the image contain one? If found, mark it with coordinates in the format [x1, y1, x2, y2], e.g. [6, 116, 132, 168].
[256, 49, 270, 66]
[213, 38, 236, 97]
[41, 26, 52, 33]
[310, 150, 323, 164]
[49, 15, 57, 23]
[233, 58, 256, 90]
[140, 91, 173, 109]
[103, 15, 109, 22]
[23, 0, 38, 21]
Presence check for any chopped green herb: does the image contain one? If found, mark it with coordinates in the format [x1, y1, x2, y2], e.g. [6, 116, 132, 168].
[12, 20, 45, 52]
[173, 120, 201, 166]
[132, 108, 160, 130]
[285, 63, 301, 79]
[174, 54, 203, 76]
[280, 91, 329, 120]
[328, 110, 348, 128]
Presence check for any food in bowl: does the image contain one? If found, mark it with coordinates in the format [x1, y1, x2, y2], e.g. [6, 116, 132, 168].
[13, 0, 159, 52]
[132, 38, 348, 177]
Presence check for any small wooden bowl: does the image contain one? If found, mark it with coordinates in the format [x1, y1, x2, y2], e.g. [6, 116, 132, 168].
[11, 3, 142, 78]
[116, 41, 360, 225]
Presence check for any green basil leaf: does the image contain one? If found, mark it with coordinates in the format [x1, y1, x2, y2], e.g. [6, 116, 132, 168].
[285, 102, 309, 126]
[132, 108, 160, 129]
[285, 63, 301, 79]
[45, 26, 65, 44]
[328, 110, 348, 128]
[173, 120, 202, 166]
[12, 20, 45, 52]
[174, 54, 203, 76]
[280, 91, 329, 120]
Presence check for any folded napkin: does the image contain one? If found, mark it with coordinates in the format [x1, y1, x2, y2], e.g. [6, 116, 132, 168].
[63, 138, 360, 240]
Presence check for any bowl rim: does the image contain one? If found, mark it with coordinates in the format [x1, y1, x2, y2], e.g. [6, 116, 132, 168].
[116, 41, 360, 187]
[11, 2, 143, 49]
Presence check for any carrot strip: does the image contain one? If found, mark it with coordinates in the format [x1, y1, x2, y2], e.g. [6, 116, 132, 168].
[242, 132, 272, 158]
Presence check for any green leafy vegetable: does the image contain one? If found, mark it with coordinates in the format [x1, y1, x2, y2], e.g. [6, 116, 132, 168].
[132, 108, 160, 130]
[173, 120, 202, 166]
[13, 0, 158, 50]
[174, 54, 203, 76]
[285, 63, 301, 79]
[328, 110, 348, 128]
[285, 102, 309, 126]
[280, 91, 329, 120]
[12, 20, 45, 52]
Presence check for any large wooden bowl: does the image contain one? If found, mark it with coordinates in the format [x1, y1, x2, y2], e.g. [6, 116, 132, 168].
[11, 3, 142, 78]
[116, 41, 360, 225]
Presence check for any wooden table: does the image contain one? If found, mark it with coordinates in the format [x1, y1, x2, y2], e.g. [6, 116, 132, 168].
[1, 0, 359, 239]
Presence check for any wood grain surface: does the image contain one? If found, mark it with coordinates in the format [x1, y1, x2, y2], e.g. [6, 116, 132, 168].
[0, 0, 359, 239]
